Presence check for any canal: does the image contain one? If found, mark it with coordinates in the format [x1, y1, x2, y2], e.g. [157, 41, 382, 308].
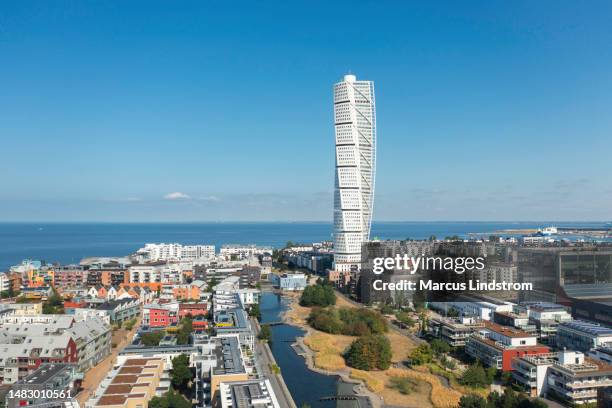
[259, 291, 340, 407]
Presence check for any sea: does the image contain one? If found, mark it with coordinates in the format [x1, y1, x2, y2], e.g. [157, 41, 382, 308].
[0, 221, 609, 271]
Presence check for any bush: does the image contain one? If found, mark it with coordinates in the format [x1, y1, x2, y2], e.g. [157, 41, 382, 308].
[459, 363, 490, 388]
[396, 312, 415, 328]
[308, 307, 387, 336]
[344, 334, 391, 371]
[259, 324, 272, 341]
[300, 282, 336, 307]
[430, 339, 451, 356]
[389, 376, 418, 395]
[458, 394, 487, 408]
[409, 344, 433, 365]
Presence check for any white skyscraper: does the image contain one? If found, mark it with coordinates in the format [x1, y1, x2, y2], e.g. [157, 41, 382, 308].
[333, 74, 377, 272]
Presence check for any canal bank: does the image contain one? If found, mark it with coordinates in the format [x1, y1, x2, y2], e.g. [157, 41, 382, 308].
[259, 291, 375, 408]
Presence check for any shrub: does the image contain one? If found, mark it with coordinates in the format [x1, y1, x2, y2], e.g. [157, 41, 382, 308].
[344, 334, 391, 371]
[409, 344, 433, 365]
[389, 376, 418, 395]
[459, 363, 490, 388]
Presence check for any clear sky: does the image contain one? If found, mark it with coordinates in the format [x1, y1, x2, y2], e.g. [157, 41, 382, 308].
[1, 1, 611, 222]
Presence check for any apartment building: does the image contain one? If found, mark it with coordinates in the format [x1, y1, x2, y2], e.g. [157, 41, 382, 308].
[269, 273, 307, 291]
[428, 316, 485, 347]
[219, 245, 272, 261]
[53, 265, 88, 288]
[524, 302, 573, 345]
[557, 321, 612, 352]
[513, 350, 612, 405]
[66, 317, 112, 371]
[142, 303, 179, 328]
[85, 357, 169, 408]
[210, 336, 248, 407]
[6, 363, 81, 408]
[0, 334, 78, 384]
[219, 379, 281, 408]
[465, 321, 549, 371]
[214, 308, 254, 350]
[429, 298, 514, 321]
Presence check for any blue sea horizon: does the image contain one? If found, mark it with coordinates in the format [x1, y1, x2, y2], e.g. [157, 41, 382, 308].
[0, 221, 608, 271]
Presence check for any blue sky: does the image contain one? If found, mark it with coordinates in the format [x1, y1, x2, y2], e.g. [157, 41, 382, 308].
[1, 0, 611, 222]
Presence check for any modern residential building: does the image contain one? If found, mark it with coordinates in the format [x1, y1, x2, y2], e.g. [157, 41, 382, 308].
[85, 357, 169, 408]
[209, 336, 248, 408]
[269, 273, 307, 291]
[465, 321, 549, 371]
[557, 320, 612, 352]
[0, 334, 78, 384]
[523, 302, 573, 345]
[94, 299, 141, 323]
[429, 297, 514, 321]
[142, 303, 179, 328]
[6, 363, 81, 408]
[219, 245, 272, 261]
[135, 243, 215, 262]
[428, 316, 485, 347]
[513, 350, 612, 405]
[66, 317, 112, 371]
[214, 308, 255, 350]
[332, 73, 376, 272]
[219, 378, 281, 408]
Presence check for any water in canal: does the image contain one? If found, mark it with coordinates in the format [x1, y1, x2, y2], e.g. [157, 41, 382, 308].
[259, 291, 340, 408]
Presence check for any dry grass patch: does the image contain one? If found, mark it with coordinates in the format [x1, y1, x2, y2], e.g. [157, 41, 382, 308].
[388, 367, 463, 408]
[303, 331, 354, 371]
[386, 330, 417, 363]
[350, 369, 385, 393]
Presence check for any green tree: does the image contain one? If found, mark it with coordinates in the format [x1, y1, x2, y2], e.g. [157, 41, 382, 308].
[249, 303, 262, 321]
[300, 282, 336, 307]
[43, 288, 64, 314]
[176, 316, 193, 345]
[409, 343, 433, 365]
[171, 354, 192, 390]
[459, 363, 489, 388]
[141, 331, 164, 346]
[430, 339, 451, 356]
[206, 277, 219, 292]
[344, 335, 392, 371]
[259, 324, 272, 341]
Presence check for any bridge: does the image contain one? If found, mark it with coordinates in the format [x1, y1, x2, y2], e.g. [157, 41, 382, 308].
[320, 395, 359, 401]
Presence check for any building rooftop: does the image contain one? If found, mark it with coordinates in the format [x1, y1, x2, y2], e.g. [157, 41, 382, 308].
[483, 321, 534, 339]
[15, 363, 75, 385]
[560, 320, 612, 336]
[213, 336, 245, 376]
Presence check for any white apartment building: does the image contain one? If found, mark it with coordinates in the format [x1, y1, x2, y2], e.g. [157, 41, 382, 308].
[513, 350, 612, 405]
[429, 299, 514, 321]
[219, 379, 281, 408]
[219, 245, 272, 260]
[135, 243, 215, 262]
[0, 273, 10, 293]
[333, 74, 376, 272]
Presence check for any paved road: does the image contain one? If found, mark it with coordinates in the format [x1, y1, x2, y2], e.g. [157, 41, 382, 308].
[77, 318, 141, 405]
[252, 318, 297, 408]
